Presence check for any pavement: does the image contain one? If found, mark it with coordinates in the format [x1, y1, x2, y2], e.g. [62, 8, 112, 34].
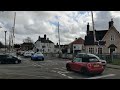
[107, 64, 120, 69]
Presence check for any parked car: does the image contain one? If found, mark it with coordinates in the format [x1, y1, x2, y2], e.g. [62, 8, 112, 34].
[24, 51, 34, 57]
[76, 53, 107, 67]
[0, 54, 21, 64]
[66, 55, 105, 75]
[31, 52, 44, 61]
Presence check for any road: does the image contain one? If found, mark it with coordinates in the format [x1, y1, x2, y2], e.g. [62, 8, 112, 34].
[0, 56, 119, 79]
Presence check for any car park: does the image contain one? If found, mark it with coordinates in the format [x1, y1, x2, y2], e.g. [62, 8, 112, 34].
[66, 54, 105, 75]
[0, 54, 21, 64]
[31, 52, 44, 61]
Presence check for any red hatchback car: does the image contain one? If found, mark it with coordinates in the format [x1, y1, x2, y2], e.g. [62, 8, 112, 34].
[66, 56, 104, 75]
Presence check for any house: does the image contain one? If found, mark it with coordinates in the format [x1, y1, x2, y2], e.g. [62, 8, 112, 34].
[20, 42, 34, 51]
[67, 37, 84, 54]
[34, 34, 54, 53]
[84, 19, 120, 55]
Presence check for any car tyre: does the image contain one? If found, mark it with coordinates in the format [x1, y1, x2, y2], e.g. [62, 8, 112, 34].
[0, 61, 2, 64]
[66, 64, 71, 71]
[42, 58, 44, 61]
[15, 60, 19, 64]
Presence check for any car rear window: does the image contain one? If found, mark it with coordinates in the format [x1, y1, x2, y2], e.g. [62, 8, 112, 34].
[82, 57, 99, 62]
[76, 54, 89, 58]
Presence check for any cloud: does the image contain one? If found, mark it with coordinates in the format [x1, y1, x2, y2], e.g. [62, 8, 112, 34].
[0, 11, 120, 45]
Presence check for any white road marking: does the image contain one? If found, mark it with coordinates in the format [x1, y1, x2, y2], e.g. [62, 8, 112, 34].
[85, 74, 116, 79]
[51, 70, 73, 79]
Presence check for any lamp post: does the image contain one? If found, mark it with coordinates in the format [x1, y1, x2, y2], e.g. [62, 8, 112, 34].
[4, 31, 7, 54]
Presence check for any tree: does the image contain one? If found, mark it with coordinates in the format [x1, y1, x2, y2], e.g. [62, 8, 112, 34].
[14, 44, 20, 48]
[23, 37, 33, 43]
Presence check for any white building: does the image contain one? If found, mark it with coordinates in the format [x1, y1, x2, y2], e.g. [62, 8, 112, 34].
[34, 34, 54, 53]
[68, 37, 84, 54]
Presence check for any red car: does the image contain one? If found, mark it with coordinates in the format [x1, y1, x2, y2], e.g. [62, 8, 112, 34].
[66, 56, 104, 75]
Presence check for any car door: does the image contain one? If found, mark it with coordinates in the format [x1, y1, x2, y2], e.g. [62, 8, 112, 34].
[71, 57, 82, 71]
[5, 55, 14, 63]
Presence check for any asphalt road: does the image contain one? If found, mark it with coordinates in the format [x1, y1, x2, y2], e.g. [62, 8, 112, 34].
[0, 56, 119, 79]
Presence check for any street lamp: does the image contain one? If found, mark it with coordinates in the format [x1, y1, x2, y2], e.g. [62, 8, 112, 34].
[4, 31, 7, 54]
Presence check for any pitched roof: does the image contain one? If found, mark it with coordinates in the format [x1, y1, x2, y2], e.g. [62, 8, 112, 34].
[69, 37, 84, 45]
[35, 37, 54, 44]
[84, 30, 108, 45]
[108, 44, 117, 48]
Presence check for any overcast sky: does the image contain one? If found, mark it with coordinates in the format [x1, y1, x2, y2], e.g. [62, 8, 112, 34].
[0, 11, 120, 45]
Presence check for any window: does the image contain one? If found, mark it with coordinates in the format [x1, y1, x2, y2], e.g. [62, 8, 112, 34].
[73, 58, 82, 62]
[98, 48, 102, 54]
[89, 48, 94, 54]
[74, 46, 76, 48]
[89, 58, 99, 62]
[110, 35, 115, 41]
[42, 46, 45, 48]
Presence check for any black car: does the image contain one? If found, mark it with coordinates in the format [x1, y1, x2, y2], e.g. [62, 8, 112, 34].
[0, 54, 21, 64]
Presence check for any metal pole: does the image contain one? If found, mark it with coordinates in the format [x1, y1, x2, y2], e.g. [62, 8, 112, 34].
[58, 22, 61, 57]
[4, 31, 7, 54]
[12, 12, 16, 53]
[91, 11, 96, 42]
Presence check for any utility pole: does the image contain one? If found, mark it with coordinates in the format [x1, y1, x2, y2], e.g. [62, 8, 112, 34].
[91, 11, 96, 42]
[4, 31, 7, 54]
[11, 12, 16, 52]
[58, 22, 61, 57]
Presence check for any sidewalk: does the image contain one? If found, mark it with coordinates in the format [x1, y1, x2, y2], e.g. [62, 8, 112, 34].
[107, 64, 120, 69]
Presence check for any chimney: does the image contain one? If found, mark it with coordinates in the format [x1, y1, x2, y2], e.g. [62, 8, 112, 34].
[111, 18, 114, 26]
[44, 34, 46, 40]
[109, 19, 114, 29]
[87, 23, 89, 35]
[38, 36, 41, 41]
[57, 43, 58, 46]
[109, 21, 111, 29]
[47, 38, 49, 40]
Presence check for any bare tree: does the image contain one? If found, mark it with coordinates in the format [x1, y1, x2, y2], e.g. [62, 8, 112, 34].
[23, 37, 33, 43]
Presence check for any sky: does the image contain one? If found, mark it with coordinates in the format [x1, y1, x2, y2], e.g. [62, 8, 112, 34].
[0, 11, 120, 45]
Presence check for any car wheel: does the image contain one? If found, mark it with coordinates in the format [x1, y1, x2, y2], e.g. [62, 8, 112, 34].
[31, 57, 33, 60]
[42, 58, 44, 61]
[15, 60, 19, 64]
[0, 61, 2, 64]
[66, 64, 71, 71]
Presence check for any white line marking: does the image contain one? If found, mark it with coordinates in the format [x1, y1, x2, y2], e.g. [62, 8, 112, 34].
[51, 70, 73, 79]
[85, 74, 116, 79]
